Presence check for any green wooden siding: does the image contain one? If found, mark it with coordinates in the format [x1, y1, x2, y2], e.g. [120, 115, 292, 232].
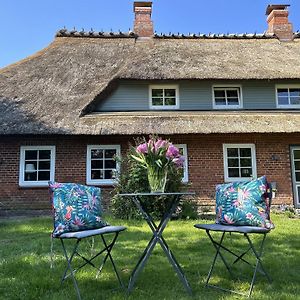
[95, 80, 285, 111]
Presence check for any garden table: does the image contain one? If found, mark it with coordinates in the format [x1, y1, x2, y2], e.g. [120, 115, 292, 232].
[119, 192, 195, 295]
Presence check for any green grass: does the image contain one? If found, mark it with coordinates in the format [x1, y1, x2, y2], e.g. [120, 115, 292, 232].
[0, 214, 299, 300]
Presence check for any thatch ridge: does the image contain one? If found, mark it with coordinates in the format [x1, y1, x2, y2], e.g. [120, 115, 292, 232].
[1, 36, 300, 135]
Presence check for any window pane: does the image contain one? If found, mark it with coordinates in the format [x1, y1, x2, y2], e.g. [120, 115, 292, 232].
[214, 90, 225, 98]
[25, 161, 37, 171]
[290, 89, 300, 97]
[294, 150, 300, 159]
[227, 148, 238, 157]
[290, 97, 300, 105]
[91, 149, 103, 159]
[38, 171, 50, 181]
[25, 150, 37, 160]
[152, 89, 163, 97]
[152, 98, 163, 106]
[226, 90, 238, 98]
[215, 98, 226, 105]
[164, 89, 176, 97]
[105, 170, 113, 179]
[294, 161, 300, 171]
[38, 161, 50, 170]
[277, 88, 288, 97]
[105, 160, 116, 169]
[91, 160, 103, 169]
[105, 149, 116, 158]
[228, 158, 239, 167]
[278, 96, 289, 105]
[24, 172, 37, 181]
[91, 170, 103, 180]
[240, 148, 251, 157]
[39, 150, 51, 159]
[295, 172, 300, 182]
[227, 98, 239, 105]
[241, 168, 252, 177]
[165, 97, 176, 106]
[228, 168, 239, 177]
[240, 158, 252, 167]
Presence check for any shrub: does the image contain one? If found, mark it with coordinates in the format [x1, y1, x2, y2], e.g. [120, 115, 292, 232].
[111, 138, 196, 220]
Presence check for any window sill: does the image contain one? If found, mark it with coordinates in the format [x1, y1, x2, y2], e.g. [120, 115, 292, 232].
[86, 180, 117, 186]
[19, 182, 50, 188]
[150, 106, 179, 110]
[213, 106, 242, 110]
[224, 177, 254, 182]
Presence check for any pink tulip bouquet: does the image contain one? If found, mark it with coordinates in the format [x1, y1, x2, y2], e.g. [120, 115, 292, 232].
[131, 136, 185, 192]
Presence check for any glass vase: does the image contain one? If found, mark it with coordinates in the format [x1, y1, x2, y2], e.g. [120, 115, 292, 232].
[147, 168, 168, 193]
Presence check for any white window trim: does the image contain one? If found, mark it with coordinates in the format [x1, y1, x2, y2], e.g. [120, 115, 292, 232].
[86, 145, 121, 185]
[19, 145, 56, 187]
[276, 84, 300, 109]
[223, 144, 257, 182]
[175, 144, 189, 183]
[149, 85, 179, 110]
[212, 85, 243, 109]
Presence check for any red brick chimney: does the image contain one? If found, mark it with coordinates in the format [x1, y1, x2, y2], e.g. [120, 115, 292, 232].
[266, 4, 294, 41]
[133, 1, 153, 38]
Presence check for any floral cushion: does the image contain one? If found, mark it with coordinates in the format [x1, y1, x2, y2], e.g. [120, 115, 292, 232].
[49, 182, 108, 237]
[216, 176, 273, 228]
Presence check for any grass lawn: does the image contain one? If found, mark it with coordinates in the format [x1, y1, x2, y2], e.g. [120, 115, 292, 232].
[0, 214, 299, 300]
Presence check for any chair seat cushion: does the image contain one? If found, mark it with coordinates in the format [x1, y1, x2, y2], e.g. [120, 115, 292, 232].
[215, 176, 273, 228]
[49, 182, 108, 237]
[194, 223, 270, 234]
[57, 225, 127, 239]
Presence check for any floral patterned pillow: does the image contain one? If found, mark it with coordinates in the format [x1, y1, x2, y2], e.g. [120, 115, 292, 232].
[216, 176, 273, 228]
[49, 182, 108, 237]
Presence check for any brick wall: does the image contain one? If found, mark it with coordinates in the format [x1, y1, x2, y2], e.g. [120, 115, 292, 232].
[0, 133, 298, 215]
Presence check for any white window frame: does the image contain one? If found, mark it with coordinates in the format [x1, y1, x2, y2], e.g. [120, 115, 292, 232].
[86, 145, 121, 185]
[19, 145, 56, 187]
[149, 85, 179, 110]
[212, 85, 243, 109]
[175, 144, 189, 183]
[276, 84, 300, 109]
[223, 144, 257, 182]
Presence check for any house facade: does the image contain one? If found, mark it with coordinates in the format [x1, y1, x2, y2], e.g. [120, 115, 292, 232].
[1, 2, 300, 215]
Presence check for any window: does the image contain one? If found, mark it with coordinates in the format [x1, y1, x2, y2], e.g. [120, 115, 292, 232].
[175, 144, 189, 183]
[223, 144, 256, 182]
[19, 146, 55, 187]
[213, 86, 242, 109]
[86, 145, 120, 185]
[276, 85, 300, 108]
[149, 85, 179, 109]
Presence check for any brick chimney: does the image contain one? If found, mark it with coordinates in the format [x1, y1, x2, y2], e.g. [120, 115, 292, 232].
[133, 2, 153, 38]
[266, 4, 294, 41]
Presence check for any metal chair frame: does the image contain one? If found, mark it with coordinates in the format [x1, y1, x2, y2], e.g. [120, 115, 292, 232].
[55, 228, 125, 300]
[195, 224, 272, 297]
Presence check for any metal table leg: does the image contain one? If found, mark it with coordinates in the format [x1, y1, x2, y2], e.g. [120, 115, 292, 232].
[128, 194, 192, 295]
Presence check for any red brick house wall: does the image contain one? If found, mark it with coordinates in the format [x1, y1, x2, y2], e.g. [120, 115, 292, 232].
[0, 133, 296, 215]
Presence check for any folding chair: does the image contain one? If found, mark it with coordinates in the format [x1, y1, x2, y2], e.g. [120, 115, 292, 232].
[49, 182, 126, 300]
[194, 224, 272, 297]
[195, 178, 273, 297]
[54, 225, 126, 300]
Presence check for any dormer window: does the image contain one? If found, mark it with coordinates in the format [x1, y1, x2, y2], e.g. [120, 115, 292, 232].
[276, 85, 300, 108]
[213, 86, 242, 109]
[149, 85, 179, 109]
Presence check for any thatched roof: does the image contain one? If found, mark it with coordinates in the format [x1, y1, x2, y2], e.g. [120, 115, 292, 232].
[1, 33, 300, 135]
[79, 111, 300, 135]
